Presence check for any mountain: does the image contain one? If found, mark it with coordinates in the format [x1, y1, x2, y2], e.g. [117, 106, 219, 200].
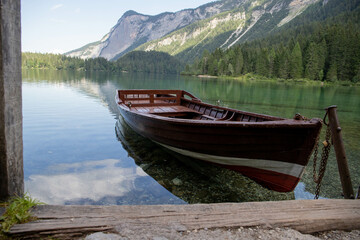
[66, 0, 246, 61]
[66, 0, 354, 64]
[187, 0, 360, 82]
[137, 0, 320, 62]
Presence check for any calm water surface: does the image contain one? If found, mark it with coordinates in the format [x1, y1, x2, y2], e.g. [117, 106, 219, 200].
[22, 70, 360, 204]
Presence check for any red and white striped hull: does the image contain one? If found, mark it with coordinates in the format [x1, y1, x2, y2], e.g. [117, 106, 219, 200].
[120, 108, 319, 192]
[157, 142, 304, 192]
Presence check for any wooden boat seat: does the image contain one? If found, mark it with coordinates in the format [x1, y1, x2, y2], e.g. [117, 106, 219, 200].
[200, 114, 217, 120]
[150, 106, 203, 119]
[197, 111, 234, 121]
[217, 111, 235, 121]
[131, 106, 199, 118]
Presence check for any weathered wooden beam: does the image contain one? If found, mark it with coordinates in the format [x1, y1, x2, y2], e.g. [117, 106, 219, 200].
[0, 0, 24, 201]
[326, 106, 354, 199]
[8, 199, 360, 239]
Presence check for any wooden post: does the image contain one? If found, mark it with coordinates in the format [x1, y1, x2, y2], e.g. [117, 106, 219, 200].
[0, 0, 24, 201]
[326, 106, 354, 199]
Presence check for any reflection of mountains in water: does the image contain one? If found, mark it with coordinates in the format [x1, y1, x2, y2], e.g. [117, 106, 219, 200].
[115, 117, 294, 203]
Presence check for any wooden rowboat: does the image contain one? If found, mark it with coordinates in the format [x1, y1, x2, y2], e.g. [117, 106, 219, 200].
[116, 89, 322, 192]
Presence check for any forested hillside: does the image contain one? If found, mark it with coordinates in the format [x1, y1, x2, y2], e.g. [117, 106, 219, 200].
[22, 51, 183, 74]
[187, 0, 360, 82]
[22, 52, 85, 70]
[22, 52, 116, 71]
[116, 51, 184, 74]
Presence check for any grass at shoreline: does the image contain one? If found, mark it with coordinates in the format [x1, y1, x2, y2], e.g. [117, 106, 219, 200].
[23, 68, 360, 86]
[0, 194, 43, 238]
[182, 72, 360, 87]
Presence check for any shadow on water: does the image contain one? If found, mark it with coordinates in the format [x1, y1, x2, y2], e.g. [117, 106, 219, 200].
[115, 117, 294, 203]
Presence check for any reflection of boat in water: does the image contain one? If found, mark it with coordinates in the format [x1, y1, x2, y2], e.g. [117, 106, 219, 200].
[116, 89, 322, 192]
[115, 117, 294, 203]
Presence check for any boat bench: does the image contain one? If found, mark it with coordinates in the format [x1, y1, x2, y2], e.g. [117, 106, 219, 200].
[198, 111, 235, 121]
[148, 106, 232, 121]
[131, 106, 199, 119]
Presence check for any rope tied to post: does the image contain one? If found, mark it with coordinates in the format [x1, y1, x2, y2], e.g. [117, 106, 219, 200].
[312, 109, 332, 199]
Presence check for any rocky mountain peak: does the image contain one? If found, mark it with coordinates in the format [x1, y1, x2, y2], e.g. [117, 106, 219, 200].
[66, 0, 321, 61]
[66, 0, 239, 60]
[122, 10, 141, 18]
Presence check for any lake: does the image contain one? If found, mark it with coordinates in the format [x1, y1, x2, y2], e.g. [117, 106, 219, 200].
[22, 70, 360, 205]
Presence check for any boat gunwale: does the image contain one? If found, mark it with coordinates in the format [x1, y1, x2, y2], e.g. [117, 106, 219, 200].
[116, 89, 322, 128]
[118, 103, 322, 128]
[117, 89, 281, 120]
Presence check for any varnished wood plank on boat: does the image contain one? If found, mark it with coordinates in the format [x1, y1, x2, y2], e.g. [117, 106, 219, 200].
[135, 106, 149, 113]
[9, 200, 360, 239]
[169, 105, 198, 112]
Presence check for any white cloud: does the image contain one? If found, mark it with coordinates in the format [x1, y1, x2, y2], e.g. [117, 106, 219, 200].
[25, 159, 148, 205]
[51, 4, 63, 11]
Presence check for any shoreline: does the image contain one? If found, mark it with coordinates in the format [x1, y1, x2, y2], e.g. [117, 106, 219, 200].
[23, 68, 360, 87]
[181, 72, 360, 87]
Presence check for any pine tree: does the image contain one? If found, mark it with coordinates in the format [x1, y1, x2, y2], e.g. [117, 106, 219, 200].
[352, 65, 360, 83]
[277, 47, 291, 79]
[289, 42, 303, 79]
[208, 59, 218, 76]
[268, 48, 276, 78]
[234, 47, 244, 75]
[304, 42, 320, 80]
[326, 63, 338, 82]
[228, 63, 234, 76]
[255, 49, 268, 76]
[218, 59, 227, 76]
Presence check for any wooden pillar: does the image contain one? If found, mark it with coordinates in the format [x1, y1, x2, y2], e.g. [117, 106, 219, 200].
[0, 0, 23, 201]
[326, 106, 354, 199]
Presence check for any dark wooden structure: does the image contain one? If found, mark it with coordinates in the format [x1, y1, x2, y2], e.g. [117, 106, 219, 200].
[326, 106, 354, 199]
[0, 0, 23, 202]
[7, 199, 360, 239]
[116, 89, 322, 192]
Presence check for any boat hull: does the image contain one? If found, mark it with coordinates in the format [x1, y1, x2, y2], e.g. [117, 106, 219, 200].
[118, 106, 322, 192]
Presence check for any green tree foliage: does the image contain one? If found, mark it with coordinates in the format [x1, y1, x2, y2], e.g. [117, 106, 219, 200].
[352, 67, 360, 83]
[267, 48, 276, 78]
[255, 48, 269, 77]
[289, 42, 303, 79]
[326, 63, 338, 82]
[22, 52, 115, 71]
[116, 51, 184, 74]
[84, 57, 113, 71]
[22, 52, 85, 70]
[189, 2, 360, 82]
[22, 51, 184, 74]
[304, 40, 327, 81]
[276, 46, 291, 79]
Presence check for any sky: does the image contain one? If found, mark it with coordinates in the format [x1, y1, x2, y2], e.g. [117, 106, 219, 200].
[21, 0, 214, 54]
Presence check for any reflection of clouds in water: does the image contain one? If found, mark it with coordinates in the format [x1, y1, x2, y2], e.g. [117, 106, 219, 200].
[294, 182, 326, 200]
[25, 159, 147, 205]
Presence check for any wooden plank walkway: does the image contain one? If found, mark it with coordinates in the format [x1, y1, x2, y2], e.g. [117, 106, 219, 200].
[8, 199, 360, 239]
